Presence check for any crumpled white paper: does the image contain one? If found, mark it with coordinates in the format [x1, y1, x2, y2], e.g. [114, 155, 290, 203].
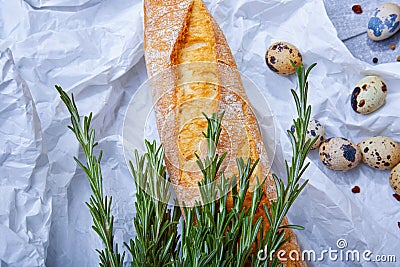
[0, 0, 399, 266]
[0, 48, 51, 267]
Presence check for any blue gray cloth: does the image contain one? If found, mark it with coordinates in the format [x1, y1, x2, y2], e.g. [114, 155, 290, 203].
[323, 0, 400, 64]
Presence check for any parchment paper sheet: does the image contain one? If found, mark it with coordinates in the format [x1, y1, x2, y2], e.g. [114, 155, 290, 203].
[0, 0, 399, 266]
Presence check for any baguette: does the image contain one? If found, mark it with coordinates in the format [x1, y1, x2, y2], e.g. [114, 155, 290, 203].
[144, 0, 306, 266]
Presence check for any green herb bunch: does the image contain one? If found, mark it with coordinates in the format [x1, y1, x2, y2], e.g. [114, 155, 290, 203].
[126, 140, 181, 266]
[178, 112, 265, 267]
[56, 63, 317, 267]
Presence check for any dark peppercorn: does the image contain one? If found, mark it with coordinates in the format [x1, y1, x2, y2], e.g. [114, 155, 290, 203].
[352, 4, 363, 14]
[373, 57, 378, 64]
[352, 186, 361, 193]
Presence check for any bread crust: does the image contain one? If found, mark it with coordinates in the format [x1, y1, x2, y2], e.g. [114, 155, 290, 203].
[144, 1, 306, 266]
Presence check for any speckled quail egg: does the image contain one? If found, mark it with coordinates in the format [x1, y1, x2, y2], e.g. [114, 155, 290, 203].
[265, 42, 302, 75]
[351, 76, 387, 114]
[367, 3, 400, 41]
[319, 137, 362, 171]
[291, 119, 325, 149]
[390, 163, 400, 194]
[358, 136, 400, 170]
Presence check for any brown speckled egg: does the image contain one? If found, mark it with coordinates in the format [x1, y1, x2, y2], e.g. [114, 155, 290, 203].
[358, 136, 400, 170]
[390, 163, 400, 194]
[351, 76, 387, 114]
[319, 137, 362, 171]
[291, 119, 325, 150]
[265, 42, 302, 75]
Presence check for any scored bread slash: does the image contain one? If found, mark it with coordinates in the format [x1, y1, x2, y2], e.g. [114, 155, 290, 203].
[143, 0, 306, 265]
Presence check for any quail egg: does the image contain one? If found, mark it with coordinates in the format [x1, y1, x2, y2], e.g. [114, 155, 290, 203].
[367, 3, 400, 41]
[390, 163, 400, 194]
[291, 119, 325, 149]
[358, 136, 400, 170]
[319, 137, 362, 171]
[265, 42, 302, 75]
[351, 76, 387, 114]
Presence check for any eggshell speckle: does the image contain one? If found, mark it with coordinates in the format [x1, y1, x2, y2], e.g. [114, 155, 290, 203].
[358, 136, 400, 170]
[351, 76, 387, 114]
[265, 42, 302, 75]
[319, 138, 362, 171]
[367, 3, 400, 41]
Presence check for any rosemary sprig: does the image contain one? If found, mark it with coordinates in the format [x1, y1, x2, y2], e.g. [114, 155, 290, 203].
[55, 85, 124, 267]
[179, 113, 265, 267]
[179, 112, 227, 267]
[258, 63, 318, 267]
[126, 140, 180, 267]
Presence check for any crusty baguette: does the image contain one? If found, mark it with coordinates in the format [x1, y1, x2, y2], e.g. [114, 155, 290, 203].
[144, 0, 306, 266]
